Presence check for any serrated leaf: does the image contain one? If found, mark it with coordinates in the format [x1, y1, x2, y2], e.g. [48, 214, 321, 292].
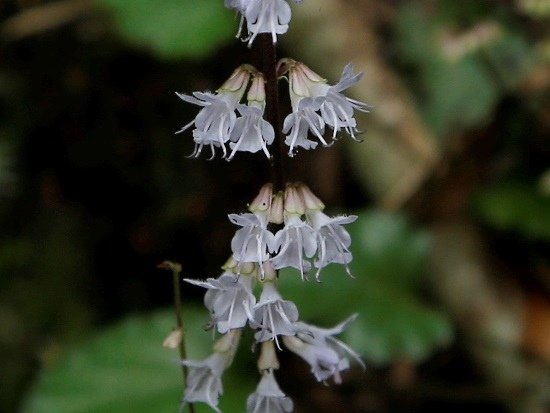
[95, 0, 235, 59]
[473, 181, 550, 241]
[21, 308, 255, 413]
[279, 210, 452, 364]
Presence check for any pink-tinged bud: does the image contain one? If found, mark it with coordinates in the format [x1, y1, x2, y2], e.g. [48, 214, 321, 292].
[296, 182, 325, 211]
[247, 73, 266, 109]
[297, 61, 326, 83]
[269, 191, 284, 224]
[286, 60, 327, 110]
[284, 184, 305, 216]
[162, 328, 183, 349]
[219, 64, 254, 93]
[249, 183, 273, 213]
[258, 340, 280, 371]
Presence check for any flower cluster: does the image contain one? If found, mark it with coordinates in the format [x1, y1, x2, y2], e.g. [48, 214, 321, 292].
[177, 65, 274, 160]
[225, 0, 304, 46]
[182, 185, 363, 412]
[174, 1, 370, 411]
[177, 61, 368, 159]
[279, 59, 371, 156]
[230, 182, 357, 280]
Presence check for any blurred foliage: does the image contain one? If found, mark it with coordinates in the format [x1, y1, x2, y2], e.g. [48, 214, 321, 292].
[473, 180, 550, 241]
[394, 0, 533, 137]
[0, 0, 548, 412]
[21, 308, 255, 413]
[95, 0, 235, 59]
[280, 210, 452, 364]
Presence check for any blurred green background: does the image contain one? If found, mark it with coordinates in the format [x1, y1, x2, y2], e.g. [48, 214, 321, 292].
[1, 0, 548, 412]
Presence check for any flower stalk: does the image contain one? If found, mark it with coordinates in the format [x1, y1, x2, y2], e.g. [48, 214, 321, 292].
[173, 2, 370, 411]
[158, 260, 196, 413]
[251, 33, 286, 192]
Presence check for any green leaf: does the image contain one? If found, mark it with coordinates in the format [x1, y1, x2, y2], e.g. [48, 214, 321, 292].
[95, 0, 235, 59]
[21, 308, 255, 413]
[279, 210, 453, 365]
[473, 181, 550, 241]
[395, 1, 532, 137]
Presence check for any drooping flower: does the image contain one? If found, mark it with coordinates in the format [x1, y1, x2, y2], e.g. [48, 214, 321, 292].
[229, 212, 276, 268]
[228, 73, 275, 160]
[282, 314, 363, 384]
[282, 97, 326, 156]
[306, 210, 357, 281]
[244, 0, 292, 46]
[176, 65, 253, 159]
[184, 270, 256, 333]
[280, 59, 370, 151]
[271, 185, 317, 279]
[182, 330, 241, 412]
[247, 370, 294, 413]
[249, 281, 299, 347]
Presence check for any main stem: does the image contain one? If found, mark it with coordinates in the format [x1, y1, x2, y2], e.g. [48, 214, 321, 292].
[251, 34, 285, 192]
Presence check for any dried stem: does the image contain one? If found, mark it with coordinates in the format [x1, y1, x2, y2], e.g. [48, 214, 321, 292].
[158, 260, 195, 413]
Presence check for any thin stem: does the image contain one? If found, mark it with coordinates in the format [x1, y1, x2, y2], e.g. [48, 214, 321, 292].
[251, 34, 285, 192]
[158, 260, 195, 413]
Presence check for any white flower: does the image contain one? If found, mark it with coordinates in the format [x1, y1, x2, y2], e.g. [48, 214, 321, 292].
[176, 92, 237, 159]
[271, 214, 317, 280]
[176, 65, 252, 159]
[249, 282, 298, 347]
[245, 0, 292, 46]
[182, 353, 227, 412]
[282, 60, 369, 149]
[182, 331, 241, 412]
[229, 105, 274, 160]
[184, 272, 256, 333]
[306, 210, 357, 280]
[229, 212, 276, 268]
[318, 64, 370, 139]
[283, 314, 364, 384]
[247, 370, 294, 413]
[282, 97, 326, 156]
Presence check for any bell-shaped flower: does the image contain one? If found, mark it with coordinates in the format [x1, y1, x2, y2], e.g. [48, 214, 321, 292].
[245, 0, 292, 46]
[176, 65, 252, 159]
[271, 214, 317, 280]
[229, 212, 276, 268]
[318, 63, 370, 139]
[307, 210, 357, 281]
[228, 73, 274, 160]
[181, 331, 241, 412]
[282, 314, 363, 384]
[282, 97, 326, 156]
[281, 59, 369, 148]
[247, 370, 294, 413]
[184, 272, 256, 334]
[249, 282, 299, 347]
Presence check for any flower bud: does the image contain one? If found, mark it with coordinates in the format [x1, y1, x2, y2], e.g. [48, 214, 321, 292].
[247, 73, 266, 110]
[249, 183, 273, 213]
[219, 64, 254, 93]
[283, 183, 305, 216]
[162, 328, 183, 349]
[296, 182, 325, 211]
[269, 191, 284, 224]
